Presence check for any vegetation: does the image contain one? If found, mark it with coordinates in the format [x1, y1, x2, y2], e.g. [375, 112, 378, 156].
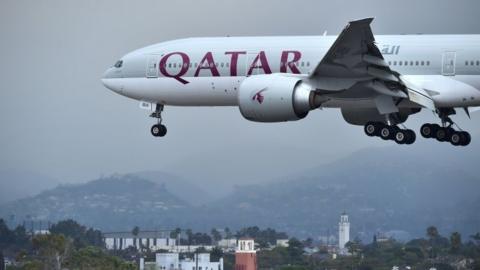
[2, 218, 480, 270]
[235, 226, 288, 248]
[255, 226, 480, 270]
[0, 219, 135, 270]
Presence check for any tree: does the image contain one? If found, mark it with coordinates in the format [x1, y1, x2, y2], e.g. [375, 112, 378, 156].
[287, 238, 304, 264]
[1, 250, 4, 270]
[170, 227, 181, 239]
[427, 226, 439, 240]
[132, 226, 140, 237]
[471, 232, 480, 245]
[224, 227, 233, 239]
[50, 219, 102, 249]
[32, 234, 71, 270]
[210, 246, 223, 261]
[450, 232, 462, 253]
[211, 228, 222, 243]
[186, 229, 193, 245]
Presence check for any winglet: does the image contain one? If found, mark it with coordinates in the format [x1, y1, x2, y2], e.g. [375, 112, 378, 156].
[348, 18, 374, 26]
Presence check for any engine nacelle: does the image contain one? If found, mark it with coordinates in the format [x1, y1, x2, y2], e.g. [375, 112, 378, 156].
[238, 74, 317, 122]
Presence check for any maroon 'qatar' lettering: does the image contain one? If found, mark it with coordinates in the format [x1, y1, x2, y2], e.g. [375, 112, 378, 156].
[159, 52, 190, 84]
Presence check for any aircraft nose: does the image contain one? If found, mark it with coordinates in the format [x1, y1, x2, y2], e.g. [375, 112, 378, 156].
[101, 68, 123, 94]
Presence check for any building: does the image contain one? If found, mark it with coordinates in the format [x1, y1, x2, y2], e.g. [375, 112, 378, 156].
[217, 238, 237, 251]
[104, 231, 176, 251]
[154, 253, 223, 270]
[235, 239, 257, 270]
[275, 239, 289, 247]
[338, 212, 350, 253]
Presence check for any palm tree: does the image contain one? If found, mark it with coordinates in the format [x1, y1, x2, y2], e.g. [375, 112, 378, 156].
[450, 232, 462, 253]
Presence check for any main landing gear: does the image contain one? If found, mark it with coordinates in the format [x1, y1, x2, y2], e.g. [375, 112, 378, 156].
[150, 104, 167, 137]
[420, 124, 470, 146]
[419, 109, 470, 146]
[364, 122, 416, 145]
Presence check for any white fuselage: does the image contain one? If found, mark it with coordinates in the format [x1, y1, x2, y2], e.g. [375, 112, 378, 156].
[102, 35, 480, 109]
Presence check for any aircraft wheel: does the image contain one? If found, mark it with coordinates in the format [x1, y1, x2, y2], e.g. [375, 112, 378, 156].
[420, 124, 433, 138]
[394, 129, 408, 144]
[405, 129, 416, 145]
[364, 122, 380, 137]
[380, 125, 395, 141]
[460, 131, 471, 146]
[450, 132, 462, 146]
[151, 124, 167, 137]
[435, 128, 448, 142]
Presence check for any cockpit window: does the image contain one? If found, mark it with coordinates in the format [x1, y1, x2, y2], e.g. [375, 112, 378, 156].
[114, 60, 123, 68]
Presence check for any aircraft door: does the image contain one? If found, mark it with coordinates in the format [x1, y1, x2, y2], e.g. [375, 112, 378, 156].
[442, 51, 456, 76]
[146, 55, 159, 78]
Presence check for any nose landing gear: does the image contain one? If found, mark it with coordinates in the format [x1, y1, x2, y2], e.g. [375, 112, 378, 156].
[364, 122, 416, 145]
[150, 104, 167, 137]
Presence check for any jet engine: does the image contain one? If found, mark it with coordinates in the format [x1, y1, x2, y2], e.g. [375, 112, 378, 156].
[238, 74, 320, 122]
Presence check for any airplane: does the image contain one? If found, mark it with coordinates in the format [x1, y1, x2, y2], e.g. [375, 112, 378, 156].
[102, 18, 480, 146]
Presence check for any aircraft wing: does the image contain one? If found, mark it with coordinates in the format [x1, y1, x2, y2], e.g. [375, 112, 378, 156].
[310, 18, 435, 111]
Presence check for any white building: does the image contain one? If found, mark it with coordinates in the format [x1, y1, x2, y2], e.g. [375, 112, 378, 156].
[155, 253, 223, 270]
[217, 238, 237, 251]
[275, 239, 289, 247]
[338, 212, 350, 253]
[104, 231, 176, 251]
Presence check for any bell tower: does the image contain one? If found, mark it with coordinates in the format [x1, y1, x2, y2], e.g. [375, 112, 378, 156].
[338, 212, 350, 253]
[235, 238, 257, 270]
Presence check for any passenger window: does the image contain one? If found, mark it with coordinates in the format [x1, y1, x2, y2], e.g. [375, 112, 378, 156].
[399, 61, 402, 66]
[301, 62, 305, 67]
[307, 62, 310, 67]
[168, 63, 172, 68]
[466, 61, 469, 66]
[477, 61, 480, 66]
[393, 61, 397, 65]
[421, 61, 424, 66]
[221, 62, 224, 68]
[388, 61, 391, 65]
[226, 63, 230, 68]
[471, 61, 475, 66]
[410, 61, 414, 66]
[416, 61, 419, 66]
[404, 61, 408, 66]
[427, 61, 430, 66]
[195, 63, 198, 68]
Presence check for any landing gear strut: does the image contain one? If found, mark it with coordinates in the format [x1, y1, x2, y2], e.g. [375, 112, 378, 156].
[364, 121, 416, 145]
[150, 104, 167, 137]
[420, 109, 470, 146]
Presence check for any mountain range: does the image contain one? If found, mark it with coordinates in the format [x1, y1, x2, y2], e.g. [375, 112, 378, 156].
[1, 142, 479, 242]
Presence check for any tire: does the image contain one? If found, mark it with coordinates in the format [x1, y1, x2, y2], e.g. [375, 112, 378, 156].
[460, 131, 471, 146]
[394, 130, 407, 144]
[435, 128, 447, 142]
[364, 122, 379, 137]
[151, 125, 161, 137]
[405, 130, 416, 145]
[420, 124, 433, 138]
[380, 126, 397, 140]
[450, 132, 462, 146]
[158, 125, 167, 137]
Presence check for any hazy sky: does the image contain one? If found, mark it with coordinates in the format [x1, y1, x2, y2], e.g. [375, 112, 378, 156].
[1, 0, 480, 192]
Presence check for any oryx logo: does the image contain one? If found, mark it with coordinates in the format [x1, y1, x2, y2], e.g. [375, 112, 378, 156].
[252, 88, 267, 104]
